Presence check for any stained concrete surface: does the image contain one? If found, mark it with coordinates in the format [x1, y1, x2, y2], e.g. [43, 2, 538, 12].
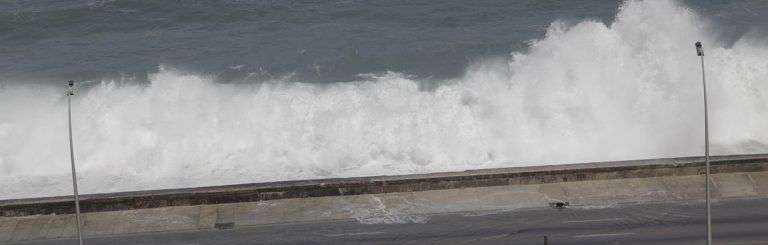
[10, 198, 768, 245]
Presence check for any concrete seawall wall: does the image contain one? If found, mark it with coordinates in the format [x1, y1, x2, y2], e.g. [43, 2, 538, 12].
[2, 154, 768, 217]
[3, 154, 768, 243]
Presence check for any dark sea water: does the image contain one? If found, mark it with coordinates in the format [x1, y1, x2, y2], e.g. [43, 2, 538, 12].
[1, 0, 766, 84]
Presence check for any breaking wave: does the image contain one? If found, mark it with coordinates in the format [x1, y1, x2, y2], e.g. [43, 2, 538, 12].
[1, 0, 766, 199]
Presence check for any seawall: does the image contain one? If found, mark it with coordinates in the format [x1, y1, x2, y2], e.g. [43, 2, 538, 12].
[2, 154, 767, 217]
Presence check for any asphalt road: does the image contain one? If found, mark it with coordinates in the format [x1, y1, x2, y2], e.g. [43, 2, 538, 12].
[14, 198, 768, 245]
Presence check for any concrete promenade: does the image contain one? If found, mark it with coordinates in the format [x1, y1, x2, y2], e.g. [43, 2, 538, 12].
[13, 198, 768, 245]
[1, 154, 768, 243]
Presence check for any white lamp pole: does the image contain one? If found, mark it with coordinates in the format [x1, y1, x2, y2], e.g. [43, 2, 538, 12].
[695, 41, 712, 245]
[67, 80, 84, 245]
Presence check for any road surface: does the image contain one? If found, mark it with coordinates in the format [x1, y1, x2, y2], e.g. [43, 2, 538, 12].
[12, 197, 768, 245]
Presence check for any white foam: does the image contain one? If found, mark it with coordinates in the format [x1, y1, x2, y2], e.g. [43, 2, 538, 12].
[1, 0, 766, 199]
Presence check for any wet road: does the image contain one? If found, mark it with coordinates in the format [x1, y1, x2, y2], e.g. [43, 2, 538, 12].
[14, 198, 768, 245]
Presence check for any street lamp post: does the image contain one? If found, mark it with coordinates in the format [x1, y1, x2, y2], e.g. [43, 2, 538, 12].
[695, 41, 712, 245]
[67, 80, 84, 245]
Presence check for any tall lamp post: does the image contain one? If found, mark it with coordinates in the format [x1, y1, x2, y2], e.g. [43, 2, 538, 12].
[67, 80, 84, 245]
[695, 41, 712, 245]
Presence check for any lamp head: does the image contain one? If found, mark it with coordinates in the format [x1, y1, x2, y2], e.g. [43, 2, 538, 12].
[695, 41, 704, 56]
[68, 80, 74, 87]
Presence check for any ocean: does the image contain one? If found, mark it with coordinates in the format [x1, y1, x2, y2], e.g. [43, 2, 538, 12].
[1, 0, 766, 199]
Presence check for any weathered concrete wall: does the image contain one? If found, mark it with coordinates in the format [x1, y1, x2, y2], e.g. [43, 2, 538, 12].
[2, 154, 767, 218]
[4, 170, 768, 243]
